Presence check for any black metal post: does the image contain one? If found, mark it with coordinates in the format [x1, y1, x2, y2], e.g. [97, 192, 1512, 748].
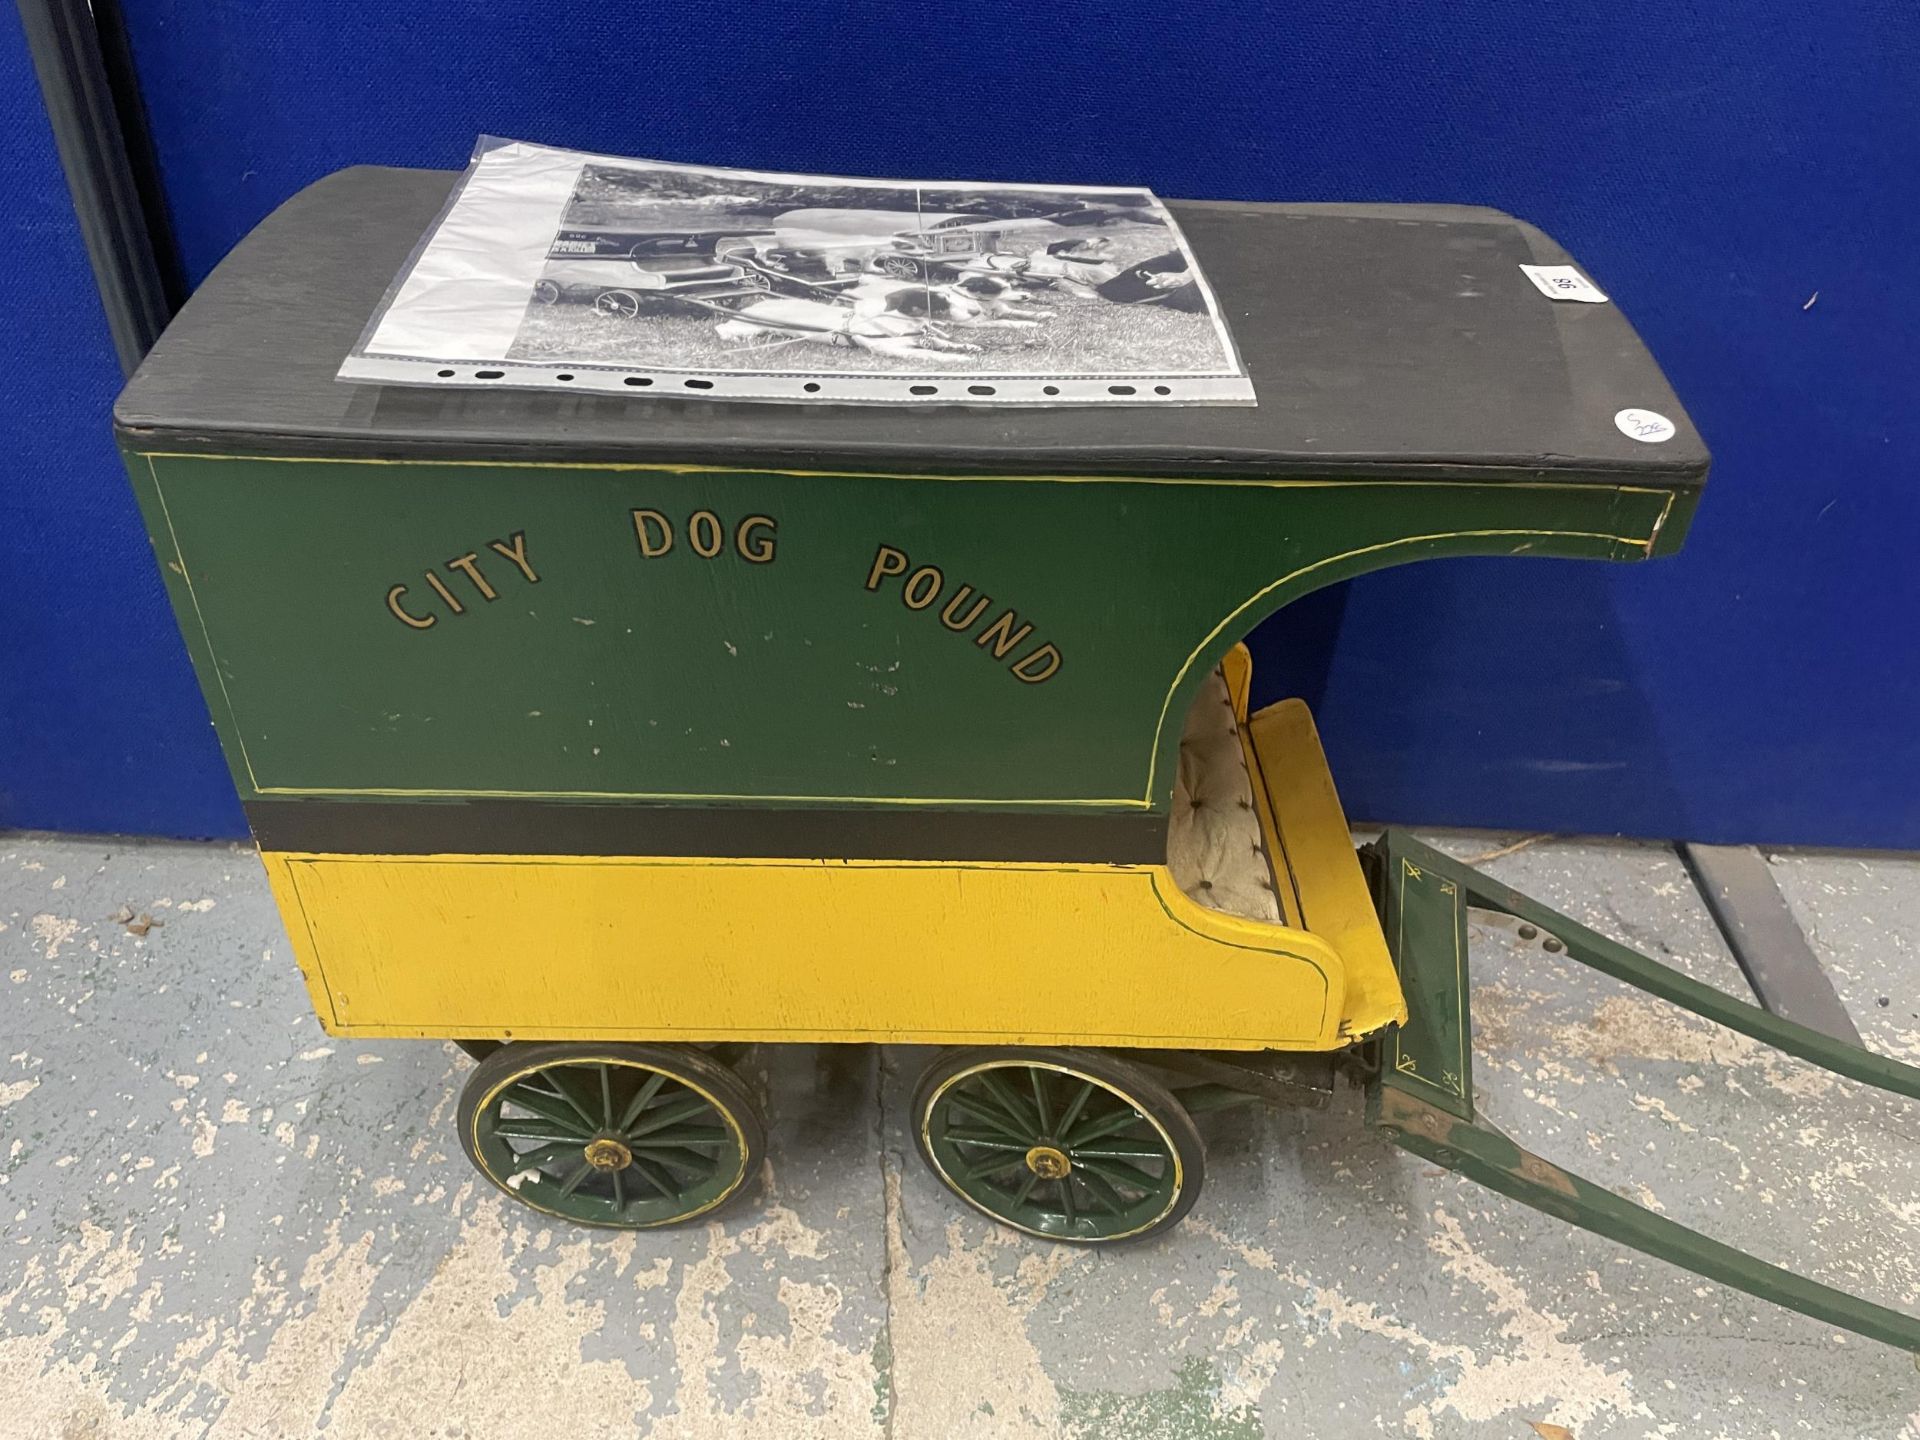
[16, 0, 178, 374]
[1680, 841, 1864, 1044]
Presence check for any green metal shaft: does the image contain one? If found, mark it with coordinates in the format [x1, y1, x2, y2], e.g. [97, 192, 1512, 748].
[1368, 828, 1920, 1355]
[1394, 831, 1920, 1101]
[1376, 1087, 1920, 1353]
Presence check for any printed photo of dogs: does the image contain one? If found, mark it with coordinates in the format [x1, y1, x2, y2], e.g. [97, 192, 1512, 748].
[506, 161, 1237, 377]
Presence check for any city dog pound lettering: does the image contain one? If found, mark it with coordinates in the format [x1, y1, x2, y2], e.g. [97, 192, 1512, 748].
[864, 544, 1062, 684]
[386, 531, 539, 630]
[632, 509, 777, 563]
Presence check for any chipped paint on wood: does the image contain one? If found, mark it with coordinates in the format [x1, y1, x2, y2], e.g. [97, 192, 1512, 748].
[2, 832, 1917, 1436]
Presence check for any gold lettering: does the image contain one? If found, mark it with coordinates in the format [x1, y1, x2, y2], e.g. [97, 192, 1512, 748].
[736, 515, 777, 563]
[488, 531, 539, 583]
[866, 546, 1060, 684]
[902, 565, 943, 610]
[1011, 644, 1062, 684]
[423, 570, 465, 614]
[975, 610, 1033, 659]
[386, 584, 436, 629]
[865, 544, 909, 590]
[446, 552, 498, 601]
[939, 585, 990, 632]
[689, 510, 724, 558]
[632, 509, 674, 558]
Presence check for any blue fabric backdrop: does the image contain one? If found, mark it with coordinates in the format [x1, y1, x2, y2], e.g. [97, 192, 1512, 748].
[6, 1, 1917, 845]
[1, 5, 241, 837]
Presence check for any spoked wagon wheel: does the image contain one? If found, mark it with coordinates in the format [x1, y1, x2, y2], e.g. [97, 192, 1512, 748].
[876, 253, 925, 280]
[458, 1041, 765, 1229]
[594, 289, 642, 319]
[912, 1047, 1204, 1244]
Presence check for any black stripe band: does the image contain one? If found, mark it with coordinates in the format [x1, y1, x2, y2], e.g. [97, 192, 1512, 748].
[244, 799, 1169, 866]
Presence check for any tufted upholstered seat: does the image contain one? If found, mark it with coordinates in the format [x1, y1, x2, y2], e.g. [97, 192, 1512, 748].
[1167, 668, 1282, 924]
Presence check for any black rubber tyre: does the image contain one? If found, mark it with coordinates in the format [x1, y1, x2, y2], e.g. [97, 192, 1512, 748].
[457, 1041, 765, 1229]
[593, 289, 642, 319]
[911, 1046, 1205, 1244]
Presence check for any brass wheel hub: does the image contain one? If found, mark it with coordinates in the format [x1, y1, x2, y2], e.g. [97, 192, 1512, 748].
[584, 1136, 633, 1171]
[1024, 1145, 1071, 1181]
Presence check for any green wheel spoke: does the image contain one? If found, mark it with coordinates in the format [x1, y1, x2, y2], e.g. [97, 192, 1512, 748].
[945, 1095, 1034, 1142]
[543, 1067, 605, 1131]
[634, 1146, 721, 1175]
[598, 1065, 616, 1128]
[1067, 1136, 1168, 1161]
[1058, 1175, 1078, 1224]
[625, 1124, 729, 1149]
[974, 1071, 1040, 1132]
[615, 1070, 670, 1132]
[944, 1128, 1030, 1151]
[1028, 1069, 1053, 1132]
[1054, 1080, 1096, 1140]
[627, 1093, 713, 1139]
[492, 1117, 590, 1143]
[959, 1152, 1025, 1183]
[553, 1160, 595, 1198]
[1063, 1105, 1149, 1148]
[953, 1083, 1031, 1136]
[1077, 1167, 1130, 1216]
[629, 1155, 682, 1198]
[1011, 1169, 1042, 1206]
[611, 1167, 627, 1211]
[501, 1084, 597, 1137]
[510, 1140, 585, 1170]
[1075, 1156, 1167, 1193]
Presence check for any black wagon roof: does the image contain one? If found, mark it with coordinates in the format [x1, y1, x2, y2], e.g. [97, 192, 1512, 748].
[115, 165, 1708, 486]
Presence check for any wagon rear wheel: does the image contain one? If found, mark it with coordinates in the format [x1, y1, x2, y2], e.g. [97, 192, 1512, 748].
[458, 1041, 764, 1229]
[593, 289, 642, 319]
[912, 1047, 1204, 1244]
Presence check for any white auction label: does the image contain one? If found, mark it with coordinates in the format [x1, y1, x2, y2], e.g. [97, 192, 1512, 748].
[1519, 264, 1609, 303]
[1614, 408, 1677, 443]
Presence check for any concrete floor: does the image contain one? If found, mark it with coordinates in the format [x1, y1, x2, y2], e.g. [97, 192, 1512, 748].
[0, 831, 1915, 1438]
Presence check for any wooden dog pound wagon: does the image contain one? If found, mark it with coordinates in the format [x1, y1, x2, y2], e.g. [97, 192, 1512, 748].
[116, 166, 1919, 1351]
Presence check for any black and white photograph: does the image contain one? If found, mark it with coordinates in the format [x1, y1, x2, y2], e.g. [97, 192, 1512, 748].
[343, 139, 1253, 403]
[512, 165, 1234, 375]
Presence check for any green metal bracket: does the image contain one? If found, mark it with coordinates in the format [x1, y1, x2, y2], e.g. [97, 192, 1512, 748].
[1364, 828, 1920, 1354]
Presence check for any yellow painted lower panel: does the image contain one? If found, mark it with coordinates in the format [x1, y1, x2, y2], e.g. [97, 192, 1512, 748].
[260, 852, 1358, 1051]
[1247, 700, 1408, 1038]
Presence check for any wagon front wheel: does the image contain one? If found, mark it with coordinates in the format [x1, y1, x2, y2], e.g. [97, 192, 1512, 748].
[912, 1047, 1204, 1244]
[458, 1041, 764, 1229]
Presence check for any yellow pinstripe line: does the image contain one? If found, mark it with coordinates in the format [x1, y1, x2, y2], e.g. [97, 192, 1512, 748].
[1140, 525, 1648, 802]
[254, 786, 1148, 806]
